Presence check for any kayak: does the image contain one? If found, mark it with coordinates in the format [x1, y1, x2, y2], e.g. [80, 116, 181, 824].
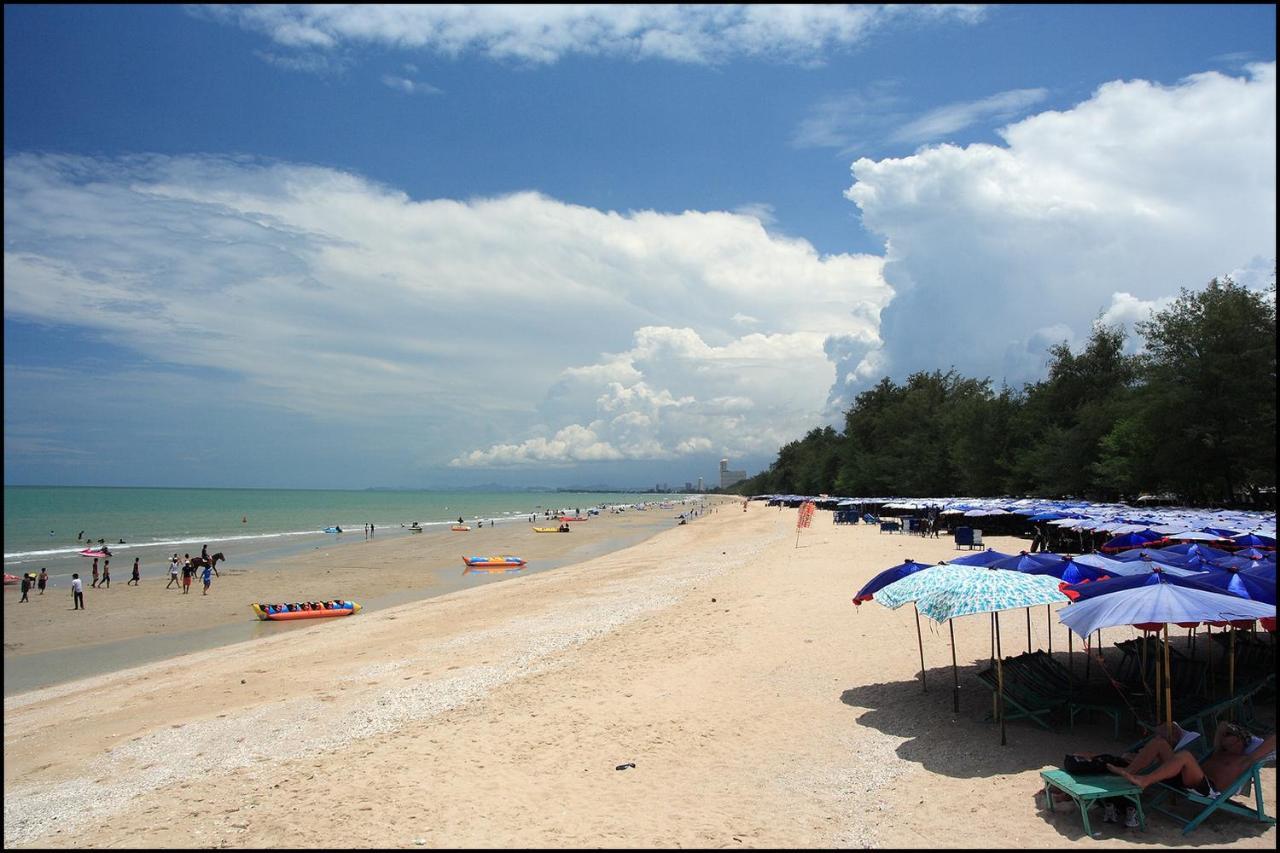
[410, 526, 424, 533]
[323, 526, 342, 534]
[558, 516, 588, 522]
[462, 555, 526, 571]
[451, 524, 471, 531]
[533, 527, 568, 533]
[80, 548, 111, 557]
[3, 573, 18, 585]
[251, 602, 361, 621]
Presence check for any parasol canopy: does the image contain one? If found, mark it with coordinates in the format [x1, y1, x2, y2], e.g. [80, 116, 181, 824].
[1058, 578, 1276, 639]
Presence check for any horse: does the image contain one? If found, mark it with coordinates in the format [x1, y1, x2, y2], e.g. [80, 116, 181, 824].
[189, 552, 226, 577]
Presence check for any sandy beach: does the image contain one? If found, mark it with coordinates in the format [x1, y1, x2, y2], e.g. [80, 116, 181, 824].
[3, 503, 1274, 848]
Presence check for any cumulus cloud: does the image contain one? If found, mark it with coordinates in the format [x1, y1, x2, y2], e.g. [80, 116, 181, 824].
[197, 4, 987, 66]
[845, 62, 1277, 389]
[3, 154, 890, 470]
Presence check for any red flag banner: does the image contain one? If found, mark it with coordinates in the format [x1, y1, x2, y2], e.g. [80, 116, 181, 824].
[797, 501, 815, 529]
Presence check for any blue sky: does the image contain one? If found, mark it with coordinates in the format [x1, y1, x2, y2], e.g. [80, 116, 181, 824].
[4, 5, 1276, 490]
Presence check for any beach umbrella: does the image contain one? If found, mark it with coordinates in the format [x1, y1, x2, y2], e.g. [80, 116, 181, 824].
[1230, 533, 1276, 551]
[875, 565, 984, 716]
[1059, 579, 1276, 732]
[852, 559, 939, 606]
[853, 559, 940, 693]
[911, 568, 1069, 746]
[1099, 530, 1162, 554]
[945, 550, 1013, 567]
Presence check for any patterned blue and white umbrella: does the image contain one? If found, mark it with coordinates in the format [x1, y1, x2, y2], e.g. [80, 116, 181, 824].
[877, 565, 1069, 741]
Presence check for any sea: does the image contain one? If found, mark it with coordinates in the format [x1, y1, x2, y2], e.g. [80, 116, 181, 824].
[4, 486, 696, 694]
[3, 485, 689, 577]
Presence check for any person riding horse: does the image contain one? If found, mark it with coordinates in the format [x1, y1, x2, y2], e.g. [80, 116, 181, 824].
[188, 552, 226, 577]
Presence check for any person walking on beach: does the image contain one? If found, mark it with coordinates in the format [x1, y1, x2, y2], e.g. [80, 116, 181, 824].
[181, 556, 193, 594]
[91, 558, 100, 588]
[166, 555, 180, 589]
[37, 567, 48, 595]
[100, 559, 111, 589]
[201, 563, 213, 595]
[129, 557, 141, 586]
[370, 522, 374, 537]
[71, 573, 84, 610]
[19, 574, 31, 602]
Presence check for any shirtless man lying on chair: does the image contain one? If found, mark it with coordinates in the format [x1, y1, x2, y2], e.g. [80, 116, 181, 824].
[1109, 721, 1276, 798]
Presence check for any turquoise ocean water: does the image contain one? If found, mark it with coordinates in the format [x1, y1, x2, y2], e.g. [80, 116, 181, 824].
[3, 486, 686, 572]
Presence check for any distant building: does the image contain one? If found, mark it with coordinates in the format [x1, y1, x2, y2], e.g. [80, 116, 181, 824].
[720, 458, 747, 489]
[697, 477, 704, 492]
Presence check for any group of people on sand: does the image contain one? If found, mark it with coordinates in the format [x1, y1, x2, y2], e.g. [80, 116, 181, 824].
[164, 546, 217, 595]
[16, 569, 48, 602]
[84, 556, 143, 589]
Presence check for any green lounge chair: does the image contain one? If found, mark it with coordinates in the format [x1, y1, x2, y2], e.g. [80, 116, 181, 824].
[1145, 737, 1276, 835]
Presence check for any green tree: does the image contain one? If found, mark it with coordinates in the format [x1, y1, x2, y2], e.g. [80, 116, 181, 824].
[1135, 277, 1276, 503]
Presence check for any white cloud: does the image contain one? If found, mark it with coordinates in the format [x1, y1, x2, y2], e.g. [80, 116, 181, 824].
[380, 74, 442, 95]
[845, 62, 1277, 389]
[887, 88, 1049, 144]
[198, 4, 987, 66]
[4, 154, 891, 470]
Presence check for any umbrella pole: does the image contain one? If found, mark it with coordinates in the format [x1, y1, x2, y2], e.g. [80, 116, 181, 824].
[950, 620, 960, 715]
[1229, 627, 1236, 722]
[996, 611, 1006, 746]
[1047, 605, 1052, 656]
[914, 604, 927, 692]
[1163, 624, 1173, 734]
[1206, 624, 1214, 692]
[1068, 631, 1074, 680]
[1026, 607, 1031, 654]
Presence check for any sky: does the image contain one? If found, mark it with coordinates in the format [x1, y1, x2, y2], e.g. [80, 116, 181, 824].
[3, 4, 1276, 491]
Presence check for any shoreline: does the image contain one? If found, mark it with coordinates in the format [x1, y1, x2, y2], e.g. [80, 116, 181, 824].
[2, 501, 711, 695]
[3, 504, 1273, 849]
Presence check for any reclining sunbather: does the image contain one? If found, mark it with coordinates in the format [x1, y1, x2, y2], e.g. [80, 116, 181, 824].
[1108, 722, 1275, 797]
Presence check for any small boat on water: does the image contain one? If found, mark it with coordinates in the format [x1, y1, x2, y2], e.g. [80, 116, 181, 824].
[451, 524, 471, 532]
[323, 526, 343, 534]
[252, 601, 361, 621]
[558, 516, 588, 522]
[462, 555, 526, 571]
[80, 548, 111, 558]
[4, 573, 19, 586]
[532, 527, 570, 533]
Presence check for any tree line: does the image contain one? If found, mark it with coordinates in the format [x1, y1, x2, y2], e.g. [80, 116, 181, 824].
[728, 277, 1276, 507]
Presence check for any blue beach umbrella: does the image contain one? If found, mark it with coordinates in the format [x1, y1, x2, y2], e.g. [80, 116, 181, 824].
[1100, 529, 1162, 554]
[852, 559, 939, 606]
[945, 549, 1014, 567]
[853, 558, 940, 695]
[1231, 533, 1276, 550]
[1058, 579, 1276, 732]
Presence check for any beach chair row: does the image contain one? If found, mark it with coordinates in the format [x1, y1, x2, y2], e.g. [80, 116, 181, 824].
[977, 651, 1130, 737]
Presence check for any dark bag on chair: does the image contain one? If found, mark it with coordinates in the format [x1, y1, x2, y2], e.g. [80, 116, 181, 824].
[1063, 753, 1127, 775]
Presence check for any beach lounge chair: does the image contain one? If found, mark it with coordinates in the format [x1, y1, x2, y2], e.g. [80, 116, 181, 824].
[1040, 769, 1146, 836]
[976, 659, 1062, 730]
[954, 526, 975, 549]
[1144, 737, 1276, 835]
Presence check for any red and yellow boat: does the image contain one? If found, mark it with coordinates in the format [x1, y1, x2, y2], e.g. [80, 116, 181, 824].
[462, 555, 527, 572]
